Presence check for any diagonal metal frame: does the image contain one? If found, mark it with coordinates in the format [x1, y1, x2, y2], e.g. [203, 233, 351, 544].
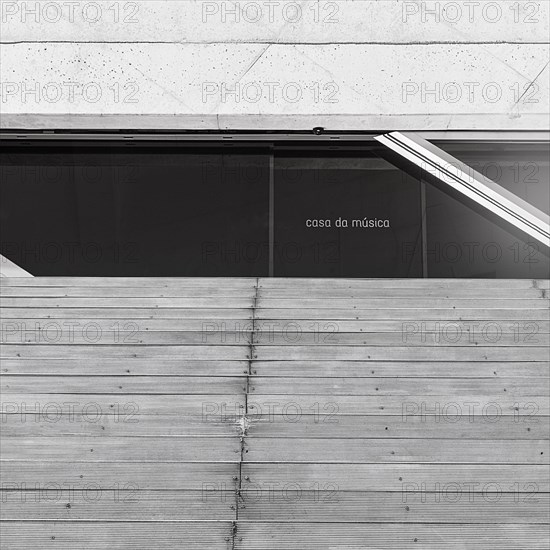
[375, 131, 550, 248]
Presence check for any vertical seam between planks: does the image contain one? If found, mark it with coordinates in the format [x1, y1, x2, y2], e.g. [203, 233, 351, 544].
[233, 278, 259, 548]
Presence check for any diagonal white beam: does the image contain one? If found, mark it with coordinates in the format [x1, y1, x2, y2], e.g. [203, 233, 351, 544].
[375, 131, 550, 248]
[0, 255, 33, 278]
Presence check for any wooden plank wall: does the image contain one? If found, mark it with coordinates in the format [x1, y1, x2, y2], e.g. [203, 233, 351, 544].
[1, 277, 549, 549]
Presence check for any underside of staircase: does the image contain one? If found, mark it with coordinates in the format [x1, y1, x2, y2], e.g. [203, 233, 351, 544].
[1, 277, 549, 549]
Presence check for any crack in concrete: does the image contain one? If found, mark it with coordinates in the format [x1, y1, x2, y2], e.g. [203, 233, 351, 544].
[237, 43, 273, 82]
[513, 61, 549, 106]
[131, 65, 201, 114]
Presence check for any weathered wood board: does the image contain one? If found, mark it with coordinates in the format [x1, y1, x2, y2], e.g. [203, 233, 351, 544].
[1, 277, 548, 549]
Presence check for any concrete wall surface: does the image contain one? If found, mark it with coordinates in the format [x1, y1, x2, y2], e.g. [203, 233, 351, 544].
[0, 0, 549, 130]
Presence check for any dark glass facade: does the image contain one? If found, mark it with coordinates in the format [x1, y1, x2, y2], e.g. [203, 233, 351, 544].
[426, 141, 549, 279]
[1, 139, 548, 278]
[274, 145, 423, 277]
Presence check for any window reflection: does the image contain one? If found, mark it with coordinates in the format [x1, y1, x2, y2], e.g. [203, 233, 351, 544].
[1, 139, 548, 278]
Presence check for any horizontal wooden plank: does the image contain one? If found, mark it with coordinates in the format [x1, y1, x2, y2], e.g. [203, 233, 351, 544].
[0, 297, 254, 308]
[259, 279, 547, 289]
[251, 361, 550, 379]
[1, 278, 542, 289]
[6, 489, 546, 524]
[243, 438, 548, 464]
[249, 415, 549, 440]
[237, 491, 550, 524]
[2, 462, 239, 490]
[2, 296, 547, 310]
[1, 436, 241, 462]
[241, 464, 550, 491]
[0, 394, 245, 416]
[233, 523, 549, 549]
[0, 345, 249, 360]
[4, 319, 549, 334]
[248, 377, 549, 396]
[1, 414, 239, 439]
[3, 376, 545, 397]
[0, 522, 233, 550]
[3, 359, 548, 378]
[254, 346, 549, 361]
[0, 308, 253, 320]
[1, 331, 253, 345]
[10, 436, 546, 465]
[0, 286, 256, 298]
[1, 414, 239, 437]
[257, 289, 543, 299]
[4, 413, 546, 440]
[257, 308, 550, 320]
[1, 359, 249, 376]
[250, 333, 547, 347]
[4, 393, 545, 417]
[1, 376, 247, 395]
[0, 277, 255, 287]
[4, 307, 546, 321]
[1, 319, 256, 332]
[262, 320, 550, 334]
[4, 330, 547, 346]
[245, 395, 550, 415]
[258, 298, 548, 309]
[0, 489, 235, 521]
[1, 286, 541, 299]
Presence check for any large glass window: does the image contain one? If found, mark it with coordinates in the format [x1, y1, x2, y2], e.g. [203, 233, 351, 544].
[0, 142, 270, 276]
[274, 145, 423, 277]
[1, 138, 548, 278]
[425, 141, 549, 279]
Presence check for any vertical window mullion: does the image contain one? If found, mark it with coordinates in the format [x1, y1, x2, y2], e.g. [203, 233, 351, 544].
[269, 144, 275, 277]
